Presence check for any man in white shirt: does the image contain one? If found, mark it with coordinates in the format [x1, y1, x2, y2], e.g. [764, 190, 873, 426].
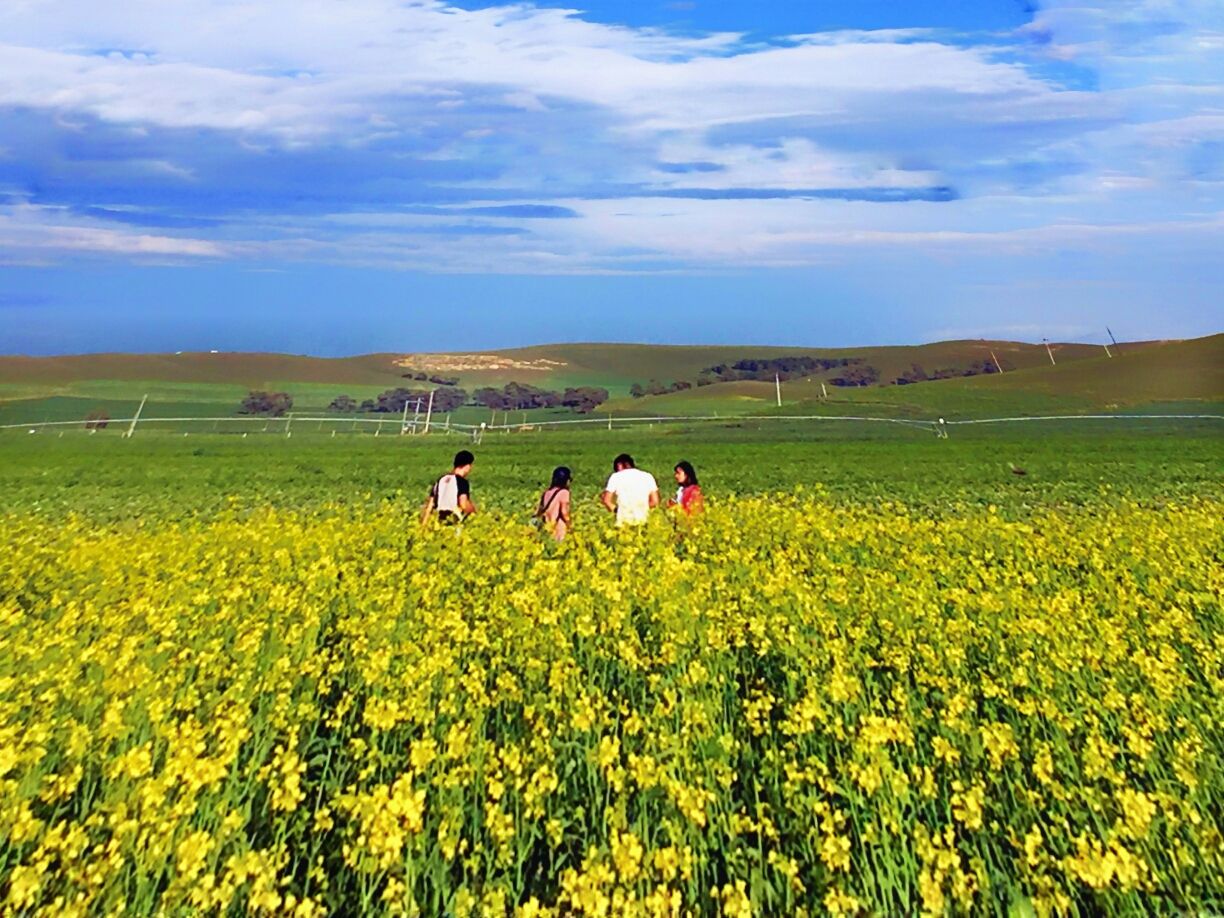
[601, 453, 659, 525]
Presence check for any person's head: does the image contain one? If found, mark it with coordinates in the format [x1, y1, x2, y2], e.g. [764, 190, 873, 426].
[550, 466, 572, 490]
[453, 450, 475, 476]
[674, 460, 698, 486]
[613, 453, 635, 472]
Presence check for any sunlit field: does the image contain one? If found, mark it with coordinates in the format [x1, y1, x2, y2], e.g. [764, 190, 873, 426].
[2, 425, 1221, 916]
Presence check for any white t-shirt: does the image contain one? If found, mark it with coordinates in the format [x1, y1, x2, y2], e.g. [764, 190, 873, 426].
[605, 468, 658, 525]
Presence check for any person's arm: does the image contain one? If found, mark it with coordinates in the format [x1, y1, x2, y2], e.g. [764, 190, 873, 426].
[648, 489, 660, 509]
[420, 491, 436, 527]
[687, 488, 704, 514]
[458, 493, 477, 516]
[601, 490, 617, 513]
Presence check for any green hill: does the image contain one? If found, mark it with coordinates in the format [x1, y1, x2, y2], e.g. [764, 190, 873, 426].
[1, 335, 1218, 424]
[612, 335, 1223, 418]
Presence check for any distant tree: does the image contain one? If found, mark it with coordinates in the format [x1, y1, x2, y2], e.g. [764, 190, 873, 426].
[829, 365, 879, 388]
[893, 365, 928, 386]
[473, 387, 508, 411]
[240, 391, 293, 416]
[328, 395, 358, 412]
[359, 399, 376, 412]
[84, 409, 109, 430]
[561, 387, 609, 414]
[429, 387, 468, 413]
[505, 382, 561, 410]
[631, 356, 867, 394]
[374, 388, 419, 414]
[367, 386, 466, 414]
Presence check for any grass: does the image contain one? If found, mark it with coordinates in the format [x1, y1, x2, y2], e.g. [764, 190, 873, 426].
[611, 334, 1224, 419]
[2, 420, 1220, 520]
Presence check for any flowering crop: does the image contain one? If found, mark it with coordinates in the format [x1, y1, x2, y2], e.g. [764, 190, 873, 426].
[1, 494, 1221, 916]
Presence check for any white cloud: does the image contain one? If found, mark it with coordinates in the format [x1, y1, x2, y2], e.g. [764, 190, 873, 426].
[0, 0, 1220, 272]
[0, 1, 1049, 141]
[0, 203, 228, 257]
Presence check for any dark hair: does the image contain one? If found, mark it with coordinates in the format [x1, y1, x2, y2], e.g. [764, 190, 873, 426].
[550, 466, 572, 489]
[675, 460, 698, 486]
[453, 450, 475, 468]
[613, 453, 635, 470]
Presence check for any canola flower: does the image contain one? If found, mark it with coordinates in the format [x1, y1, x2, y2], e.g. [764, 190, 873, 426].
[0, 495, 1221, 915]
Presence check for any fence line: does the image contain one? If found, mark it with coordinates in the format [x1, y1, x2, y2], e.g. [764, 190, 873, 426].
[943, 413, 1224, 426]
[3, 412, 1220, 435]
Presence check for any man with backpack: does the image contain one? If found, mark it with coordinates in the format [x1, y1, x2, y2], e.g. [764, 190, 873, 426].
[421, 450, 477, 526]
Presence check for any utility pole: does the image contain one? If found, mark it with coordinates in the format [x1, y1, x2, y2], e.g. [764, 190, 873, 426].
[125, 394, 147, 439]
[820, 382, 828, 400]
[412, 398, 422, 434]
[990, 350, 1004, 374]
[775, 373, 782, 407]
[1043, 338, 1057, 366]
[423, 389, 435, 435]
[401, 400, 410, 434]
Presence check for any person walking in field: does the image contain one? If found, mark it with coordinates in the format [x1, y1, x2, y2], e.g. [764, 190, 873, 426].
[421, 450, 477, 526]
[601, 453, 659, 526]
[535, 466, 573, 541]
[668, 460, 704, 517]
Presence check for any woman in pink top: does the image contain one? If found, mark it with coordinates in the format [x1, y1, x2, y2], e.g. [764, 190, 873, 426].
[536, 466, 573, 540]
[669, 460, 704, 516]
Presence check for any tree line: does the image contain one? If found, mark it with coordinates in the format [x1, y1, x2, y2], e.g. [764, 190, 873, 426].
[627, 353, 1005, 397]
[892, 360, 999, 385]
[317, 382, 610, 416]
[630, 356, 878, 396]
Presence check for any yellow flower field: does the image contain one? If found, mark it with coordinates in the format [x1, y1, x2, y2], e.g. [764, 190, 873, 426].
[1, 496, 1221, 915]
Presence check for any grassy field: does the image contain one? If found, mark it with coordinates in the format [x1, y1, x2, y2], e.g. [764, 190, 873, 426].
[1, 423, 1221, 916]
[2, 420, 1221, 517]
[605, 336, 1224, 417]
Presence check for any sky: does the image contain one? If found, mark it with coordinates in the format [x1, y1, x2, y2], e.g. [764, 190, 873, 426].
[1, 0, 1222, 354]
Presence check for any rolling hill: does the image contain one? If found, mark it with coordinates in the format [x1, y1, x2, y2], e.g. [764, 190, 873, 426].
[0, 335, 1219, 424]
[609, 335, 1223, 418]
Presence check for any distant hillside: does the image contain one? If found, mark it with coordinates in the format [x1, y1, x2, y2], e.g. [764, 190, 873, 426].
[610, 334, 1223, 417]
[0, 336, 1218, 421]
[0, 338, 1161, 397]
[0, 352, 407, 388]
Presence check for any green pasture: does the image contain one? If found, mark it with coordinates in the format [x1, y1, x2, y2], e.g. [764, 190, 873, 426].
[2, 418, 1220, 521]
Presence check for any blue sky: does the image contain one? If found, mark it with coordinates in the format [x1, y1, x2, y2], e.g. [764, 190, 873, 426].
[1, 0, 1222, 354]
